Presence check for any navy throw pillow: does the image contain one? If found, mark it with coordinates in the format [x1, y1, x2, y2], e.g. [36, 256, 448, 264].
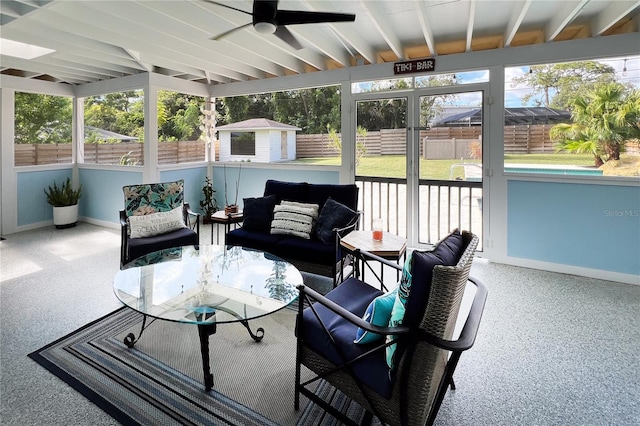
[242, 195, 277, 232]
[402, 230, 465, 328]
[315, 197, 359, 245]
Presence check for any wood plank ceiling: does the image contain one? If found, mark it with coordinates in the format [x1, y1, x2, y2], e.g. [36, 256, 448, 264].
[1, 0, 638, 86]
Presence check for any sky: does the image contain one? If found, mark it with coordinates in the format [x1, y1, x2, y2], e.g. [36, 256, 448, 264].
[351, 55, 640, 109]
[504, 56, 640, 107]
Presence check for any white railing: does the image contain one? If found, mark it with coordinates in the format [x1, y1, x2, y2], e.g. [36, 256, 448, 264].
[356, 176, 483, 250]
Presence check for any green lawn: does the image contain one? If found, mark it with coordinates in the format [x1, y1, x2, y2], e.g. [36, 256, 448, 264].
[504, 153, 593, 166]
[293, 153, 596, 180]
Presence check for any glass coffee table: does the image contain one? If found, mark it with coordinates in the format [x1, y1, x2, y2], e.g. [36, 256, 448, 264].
[113, 245, 302, 391]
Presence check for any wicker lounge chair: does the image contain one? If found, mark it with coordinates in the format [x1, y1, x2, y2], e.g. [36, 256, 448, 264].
[294, 230, 487, 426]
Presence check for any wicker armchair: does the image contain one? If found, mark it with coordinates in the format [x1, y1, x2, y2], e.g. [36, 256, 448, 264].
[294, 230, 487, 426]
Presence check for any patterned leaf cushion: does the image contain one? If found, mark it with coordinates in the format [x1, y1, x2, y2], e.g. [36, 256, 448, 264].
[128, 206, 187, 238]
[270, 201, 319, 239]
[354, 287, 398, 344]
[315, 197, 359, 245]
[242, 195, 277, 232]
[123, 180, 185, 217]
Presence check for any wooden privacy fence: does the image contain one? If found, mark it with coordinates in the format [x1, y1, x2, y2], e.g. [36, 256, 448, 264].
[14, 126, 637, 165]
[296, 124, 557, 158]
[15, 141, 209, 166]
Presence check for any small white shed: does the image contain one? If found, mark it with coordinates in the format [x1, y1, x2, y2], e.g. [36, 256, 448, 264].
[217, 118, 301, 163]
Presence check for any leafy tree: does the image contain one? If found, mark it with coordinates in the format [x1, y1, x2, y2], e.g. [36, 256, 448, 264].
[157, 91, 204, 141]
[220, 86, 341, 133]
[356, 98, 407, 130]
[416, 75, 458, 128]
[551, 83, 640, 167]
[84, 90, 144, 140]
[272, 86, 341, 133]
[220, 95, 251, 125]
[327, 125, 367, 163]
[511, 61, 615, 109]
[14, 92, 72, 144]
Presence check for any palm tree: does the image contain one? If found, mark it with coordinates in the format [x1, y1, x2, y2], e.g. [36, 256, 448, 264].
[551, 83, 640, 167]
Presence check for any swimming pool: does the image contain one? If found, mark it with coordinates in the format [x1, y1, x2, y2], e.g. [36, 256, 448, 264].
[504, 166, 603, 176]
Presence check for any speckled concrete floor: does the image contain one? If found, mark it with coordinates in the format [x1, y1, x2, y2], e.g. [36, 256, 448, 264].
[1, 223, 638, 426]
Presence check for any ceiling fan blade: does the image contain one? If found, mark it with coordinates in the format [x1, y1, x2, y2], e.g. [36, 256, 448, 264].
[275, 10, 355, 26]
[274, 25, 303, 50]
[200, 0, 253, 16]
[210, 22, 253, 40]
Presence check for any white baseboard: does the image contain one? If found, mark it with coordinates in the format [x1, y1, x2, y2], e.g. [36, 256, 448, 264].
[480, 254, 639, 286]
[81, 217, 119, 230]
[14, 220, 52, 233]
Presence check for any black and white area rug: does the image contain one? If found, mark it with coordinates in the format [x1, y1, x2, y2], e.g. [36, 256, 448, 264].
[28, 275, 370, 426]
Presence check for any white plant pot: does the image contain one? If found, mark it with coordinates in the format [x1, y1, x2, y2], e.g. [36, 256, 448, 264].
[53, 204, 79, 229]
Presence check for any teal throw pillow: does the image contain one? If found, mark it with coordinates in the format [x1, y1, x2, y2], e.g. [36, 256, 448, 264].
[385, 254, 413, 369]
[354, 288, 398, 345]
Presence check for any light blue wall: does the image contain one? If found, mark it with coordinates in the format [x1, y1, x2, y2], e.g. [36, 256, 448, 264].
[507, 180, 640, 276]
[79, 168, 142, 223]
[160, 167, 208, 214]
[76, 167, 208, 224]
[211, 166, 340, 209]
[17, 169, 73, 225]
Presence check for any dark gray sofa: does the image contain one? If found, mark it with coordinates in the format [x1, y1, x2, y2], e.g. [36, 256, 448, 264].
[226, 179, 360, 278]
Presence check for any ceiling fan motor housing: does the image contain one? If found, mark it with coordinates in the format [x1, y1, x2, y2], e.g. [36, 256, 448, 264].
[253, 0, 278, 34]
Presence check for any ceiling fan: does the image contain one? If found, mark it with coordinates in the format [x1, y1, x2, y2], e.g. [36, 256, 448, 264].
[203, 0, 355, 50]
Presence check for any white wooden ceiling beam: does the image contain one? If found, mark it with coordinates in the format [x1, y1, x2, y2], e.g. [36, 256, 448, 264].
[0, 2, 31, 18]
[4, 23, 148, 66]
[0, 55, 95, 84]
[146, 0, 307, 74]
[417, 1, 437, 56]
[302, 0, 376, 64]
[592, 0, 640, 35]
[278, 25, 353, 67]
[43, 57, 127, 79]
[360, 0, 403, 60]
[545, 0, 590, 42]
[136, 1, 298, 76]
[123, 49, 153, 73]
[504, 0, 531, 47]
[76, 1, 270, 79]
[138, 52, 229, 84]
[34, 4, 253, 82]
[58, 53, 142, 75]
[466, 0, 477, 52]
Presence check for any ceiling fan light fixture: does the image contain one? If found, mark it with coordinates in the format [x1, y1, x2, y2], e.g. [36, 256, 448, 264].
[254, 22, 277, 34]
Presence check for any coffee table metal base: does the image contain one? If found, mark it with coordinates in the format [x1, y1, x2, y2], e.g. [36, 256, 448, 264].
[124, 313, 265, 391]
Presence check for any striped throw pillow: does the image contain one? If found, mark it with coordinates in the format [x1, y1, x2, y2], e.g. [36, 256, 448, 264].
[270, 201, 319, 239]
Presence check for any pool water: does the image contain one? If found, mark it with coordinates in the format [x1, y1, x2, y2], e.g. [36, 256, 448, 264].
[505, 166, 603, 176]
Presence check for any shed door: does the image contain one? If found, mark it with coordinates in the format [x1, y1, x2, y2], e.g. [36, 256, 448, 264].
[281, 132, 287, 159]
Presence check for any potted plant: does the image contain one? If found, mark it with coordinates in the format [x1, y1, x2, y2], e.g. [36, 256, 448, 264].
[200, 176, 218, 224]
[44, 177, 82, 229]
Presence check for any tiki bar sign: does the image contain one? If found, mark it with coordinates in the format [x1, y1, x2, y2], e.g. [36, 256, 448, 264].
[393, 58, 436, 75]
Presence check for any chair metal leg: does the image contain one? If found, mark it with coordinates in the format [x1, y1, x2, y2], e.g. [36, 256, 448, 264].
[427, 351, 462, 425]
